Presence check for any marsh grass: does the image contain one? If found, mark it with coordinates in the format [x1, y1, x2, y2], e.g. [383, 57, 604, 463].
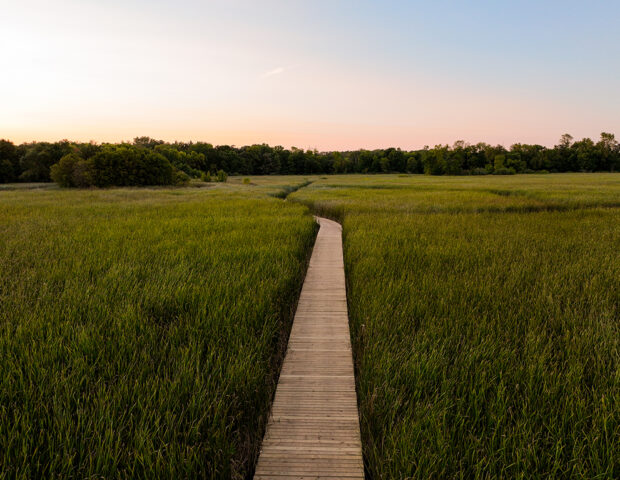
[2, 174, 618, 479]
[291, 173, 619, 479]
[291, 173, 620, 219]
[0, 187, 317, 479]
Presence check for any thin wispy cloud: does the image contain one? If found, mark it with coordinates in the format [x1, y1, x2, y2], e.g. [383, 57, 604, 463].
[260, 66, 286, 79]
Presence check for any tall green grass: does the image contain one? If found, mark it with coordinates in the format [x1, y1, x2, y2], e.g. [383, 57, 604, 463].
[2, 174, 617, 479]
[0, 187, 317, 479]
[291, 174, 619, 479]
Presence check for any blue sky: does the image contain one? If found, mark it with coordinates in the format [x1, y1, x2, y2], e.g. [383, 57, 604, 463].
[1, 0, 618, 149]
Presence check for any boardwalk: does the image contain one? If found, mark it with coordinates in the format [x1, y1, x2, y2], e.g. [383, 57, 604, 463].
[254, 217, 364, 479]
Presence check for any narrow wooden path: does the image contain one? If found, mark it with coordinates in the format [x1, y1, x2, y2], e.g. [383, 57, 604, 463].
[254, 217, 364, 479]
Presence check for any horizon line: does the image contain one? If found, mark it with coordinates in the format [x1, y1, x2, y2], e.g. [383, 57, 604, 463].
[2, 131, 617, 153]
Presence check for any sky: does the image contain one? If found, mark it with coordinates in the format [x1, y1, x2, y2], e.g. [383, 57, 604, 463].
[1, 0, 619, 150]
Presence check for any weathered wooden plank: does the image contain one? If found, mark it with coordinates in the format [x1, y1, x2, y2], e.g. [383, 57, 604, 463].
[254, 217, 364, 479]
[256, 475, 364, 479]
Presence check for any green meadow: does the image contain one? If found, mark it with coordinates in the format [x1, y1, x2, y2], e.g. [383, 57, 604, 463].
[0, 181, 316, 479]
[290, 173, 619, 479]
[1, 173, 618, 479]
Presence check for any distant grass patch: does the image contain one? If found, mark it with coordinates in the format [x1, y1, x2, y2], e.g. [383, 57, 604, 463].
[0, 187, 317, 479]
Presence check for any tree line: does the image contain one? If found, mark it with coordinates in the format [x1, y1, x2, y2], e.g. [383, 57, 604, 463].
[0, 133, 617, 186]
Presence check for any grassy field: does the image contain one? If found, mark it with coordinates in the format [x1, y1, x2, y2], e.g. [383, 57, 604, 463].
[1, 174, 618, 479]
[291, 173, 620, 218]
[290, 173, 619, 479]
[0, 181, 317, 479]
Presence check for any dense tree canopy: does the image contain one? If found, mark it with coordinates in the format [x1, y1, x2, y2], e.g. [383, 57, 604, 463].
[1, 133, 618, 187]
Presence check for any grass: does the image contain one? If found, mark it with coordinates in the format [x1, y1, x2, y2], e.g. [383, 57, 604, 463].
[290, 173, 619, 479]
[0, 186, 317, 479]
[2, 173, 618, 479]
[291, 173, 620, 218]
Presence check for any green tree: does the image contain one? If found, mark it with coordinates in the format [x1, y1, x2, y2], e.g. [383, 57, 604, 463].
[0, 139, 19, 182]
[133, 136, 164, 149]
[20, 141, 72, 182]
[572, 138, 597, 171]
[424, 146, 447, 175]
[333, 152, 346, 173]
[596, 132, 619, 171]
[504, 153, 526, 173]
[386, 148, 406, 171]
[554, 133, 576, 171]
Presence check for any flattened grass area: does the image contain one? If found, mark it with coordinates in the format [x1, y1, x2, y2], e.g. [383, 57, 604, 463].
[0, 185, 317, 479]
[290, 173, 619, 479]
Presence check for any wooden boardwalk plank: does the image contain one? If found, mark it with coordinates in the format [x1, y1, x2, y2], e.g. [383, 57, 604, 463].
[254, 217, 364, 479]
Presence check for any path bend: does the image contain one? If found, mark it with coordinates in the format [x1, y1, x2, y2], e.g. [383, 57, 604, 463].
[254, 217, 364, 479]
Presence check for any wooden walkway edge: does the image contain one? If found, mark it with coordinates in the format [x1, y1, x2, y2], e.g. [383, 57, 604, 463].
[254, 217, 364, 479]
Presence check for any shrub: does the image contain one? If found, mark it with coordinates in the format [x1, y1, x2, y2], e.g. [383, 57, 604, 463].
[50, 153, 80, 187]
[154, 145, 206, 178]
[243, 177, 251, 184]
[91, 145, 175, 187]
[187, 167, 202, 178]
[174, 169, 190, 185]
[216, 170, 228, 182]
[72, 159, 95, 187]
[493, 167, 516, 175]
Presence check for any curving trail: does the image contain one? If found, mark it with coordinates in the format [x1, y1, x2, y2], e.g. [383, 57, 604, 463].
[254, 217, 364, 479]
